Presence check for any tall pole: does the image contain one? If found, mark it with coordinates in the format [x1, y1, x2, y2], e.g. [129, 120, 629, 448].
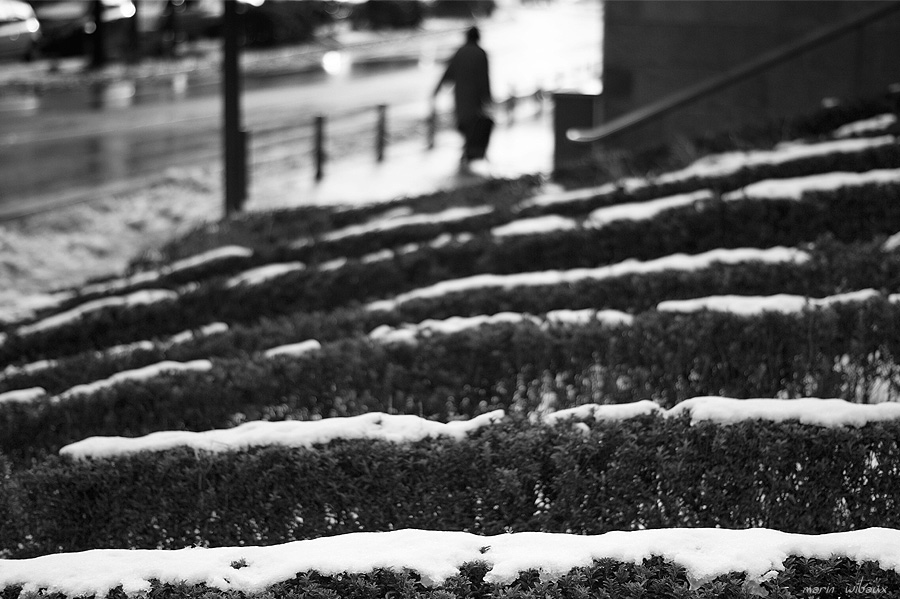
[223, 0, 246, 216]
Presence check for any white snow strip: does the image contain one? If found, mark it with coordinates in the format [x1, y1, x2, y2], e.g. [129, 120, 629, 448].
[721, 168, 900, 201]
[78, 246, 254, 297]
[264, 339, 322, 358]
[588, 190, 715, 227]
[883, 231, 900, 252]
[491, 215, 579, 237]
[166, 322, 230, 346]
[1, 358, 57, 382]
[323, 206, 494, 242]
[657, 289, 881, 315]
[521, 180, 647, 209]
[55, 360, 213, 402]
[105, 340, 156, 357]
[60, 410, 506, 459]
[362, 249, 396, 264]
[0, 386, 47, 405]
[79, 271, 164, 297]
[2, 528, 899, 597]
[670, 396, 900, 428]
[544, 400, 661, 425]
[15, 289, 178, 337]
[0, 290, 75, 325]
[544, 308, 634, 326]
[167, 245, 254, 274]
[833, 114, 897, 138]
[366, 247, 809, 312]
[656, 135, 896, 184]
[226, 262, 305, 288]
[370, 313, 541, 345]
[548, 397, 900, 428]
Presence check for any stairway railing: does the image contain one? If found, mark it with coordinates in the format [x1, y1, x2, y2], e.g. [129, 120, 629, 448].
[567, 1, 900, 144]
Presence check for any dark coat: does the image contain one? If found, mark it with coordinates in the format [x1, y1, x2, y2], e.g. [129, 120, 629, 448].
[435, 41, 492, 126]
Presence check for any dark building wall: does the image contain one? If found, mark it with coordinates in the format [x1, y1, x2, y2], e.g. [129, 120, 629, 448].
[601, 0, 900, 149]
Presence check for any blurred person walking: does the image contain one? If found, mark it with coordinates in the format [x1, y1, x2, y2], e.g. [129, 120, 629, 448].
[433, 26, 494, 171]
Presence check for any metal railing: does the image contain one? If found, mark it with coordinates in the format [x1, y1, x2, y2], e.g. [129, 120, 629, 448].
[568, 0, 900, 144]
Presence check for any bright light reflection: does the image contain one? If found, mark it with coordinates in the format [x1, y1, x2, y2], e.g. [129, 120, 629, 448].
[322, 51, 348, 76]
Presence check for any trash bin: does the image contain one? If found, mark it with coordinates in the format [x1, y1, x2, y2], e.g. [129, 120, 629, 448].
[553, 88, 604, 173]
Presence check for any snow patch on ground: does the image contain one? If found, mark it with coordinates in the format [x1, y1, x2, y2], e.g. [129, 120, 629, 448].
[0, 386, 47, 405]
[492, 215, 579, 237]
[2, 528, 899, 597]
[60, 410, 505, 459]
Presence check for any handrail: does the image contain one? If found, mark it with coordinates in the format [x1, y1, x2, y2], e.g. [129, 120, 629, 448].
[568, 1, 900, 143]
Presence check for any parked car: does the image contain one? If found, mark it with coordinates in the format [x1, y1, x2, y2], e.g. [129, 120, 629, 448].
[0, 0, 40, 61]
[30, 0, 135, 58]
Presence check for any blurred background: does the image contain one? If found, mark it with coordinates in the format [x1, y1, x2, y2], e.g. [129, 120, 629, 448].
[0, 0, 602, 216]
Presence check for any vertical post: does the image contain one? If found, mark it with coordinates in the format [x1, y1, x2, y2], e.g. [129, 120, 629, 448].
[506, 88, 517, 125]
[376, 104, 387, 162]
[89, 0, 107, 69]
[128, 0, 141, 64]
[223, 0, 245, 216]
[426, 105, 436, 150]
[534, 88, 544, 117]
[315, 115, 325, 182]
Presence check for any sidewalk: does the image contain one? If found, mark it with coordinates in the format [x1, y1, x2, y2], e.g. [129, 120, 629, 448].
[247, 108, 555, 212]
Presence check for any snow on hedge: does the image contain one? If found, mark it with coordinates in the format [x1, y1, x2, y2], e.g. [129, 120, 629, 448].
[366, 246, 809, 312]
[544, 400, 661, 425]
[588, 189, 714, 227]
[225, 262, 305, 288]
[1, 358, 56, 382]
[657, 289, 880, 316]
[722, 168, 900, 201]
[669, 396, 900, 427]
[491, 215, 579, 237]
[657, 135, 897, 185]
[832, 114, 897, 138]
[79, 246, 254, 296]
[55, 360, 213, 402]
[60, 410, 506, 459]
[0, 386, 47, 405]
[2, 527, 899, 597]
[264, 339, 322, 358]
[369, 310, 633, 345]
[547, 397, 900, 428]
[14, 289, 179, 337]
[321, 206, 493, 243]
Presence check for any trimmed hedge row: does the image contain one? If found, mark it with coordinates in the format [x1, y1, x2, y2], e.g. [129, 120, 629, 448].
[3, 236, 897, 397]
[2, 416, 899, 557]
[5, 174, 900, 366]
[4, 234, 899, 398]
[2, 299, 900, 463]
[3, 557, 900, 599]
